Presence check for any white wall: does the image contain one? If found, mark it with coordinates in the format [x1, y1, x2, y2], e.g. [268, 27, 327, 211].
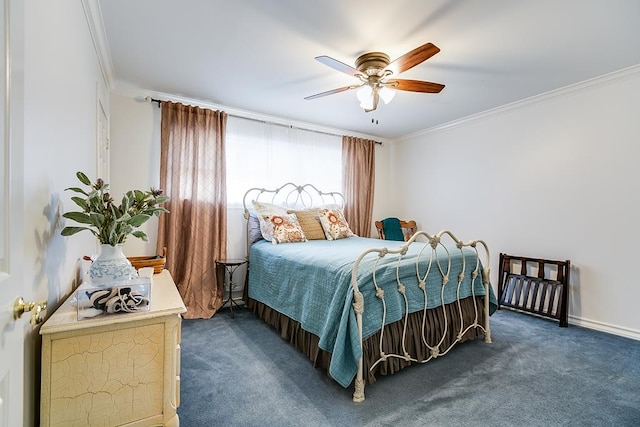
[394, 67, 640, 338]
[22, 1, 108, 424]
[24, 1, 102, 299]
[109, 94, 162, 257]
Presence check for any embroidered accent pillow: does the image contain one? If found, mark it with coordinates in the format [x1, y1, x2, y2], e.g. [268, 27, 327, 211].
[318, 207, 355, 240]
[252, 200, 288, 241]
[268, 213, 307, 244]
[287, 209, 326, 240]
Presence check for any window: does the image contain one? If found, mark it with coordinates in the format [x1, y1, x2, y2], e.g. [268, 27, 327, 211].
[226, 116, 342, 206]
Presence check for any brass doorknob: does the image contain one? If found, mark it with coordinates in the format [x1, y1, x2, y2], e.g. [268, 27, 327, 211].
[13, 297, 47, 325]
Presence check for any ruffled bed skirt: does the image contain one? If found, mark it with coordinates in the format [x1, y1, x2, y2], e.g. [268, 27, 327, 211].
[246, 296, 488, 385]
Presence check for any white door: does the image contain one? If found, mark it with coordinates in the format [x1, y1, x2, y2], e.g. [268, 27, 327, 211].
[0, 1, 26, 425]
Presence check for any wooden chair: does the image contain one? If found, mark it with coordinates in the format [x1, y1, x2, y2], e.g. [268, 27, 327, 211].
[498, 253, 570, 327]
[375, 218, 417, 241]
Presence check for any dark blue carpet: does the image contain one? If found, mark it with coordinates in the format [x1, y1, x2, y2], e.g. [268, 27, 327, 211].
[177, 308, 640, 426]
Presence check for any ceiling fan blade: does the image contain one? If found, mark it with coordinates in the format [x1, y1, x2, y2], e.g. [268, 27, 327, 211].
[304, 85, 356, 100]
[386, 42, 440, 75]
[315, 56, 363, 77]
[387, 79, 445, 93]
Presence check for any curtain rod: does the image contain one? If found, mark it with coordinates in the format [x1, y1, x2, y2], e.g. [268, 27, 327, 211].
[147, 97, 383, 145]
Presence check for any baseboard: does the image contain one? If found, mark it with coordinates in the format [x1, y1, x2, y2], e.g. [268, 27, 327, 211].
[569, 315, 640, 341]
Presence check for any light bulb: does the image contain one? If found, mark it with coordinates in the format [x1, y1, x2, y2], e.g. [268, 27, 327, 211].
[356, 85, 373, 104]
[359, 99, 374, 110]
[356, 85, 374, 110]
[379, 86, 396, 104]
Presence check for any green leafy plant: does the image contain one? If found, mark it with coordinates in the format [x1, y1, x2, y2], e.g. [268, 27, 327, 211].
[61, 171, 169, 245]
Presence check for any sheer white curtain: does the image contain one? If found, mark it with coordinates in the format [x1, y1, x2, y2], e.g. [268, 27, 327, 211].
[226, 116, 342, 205]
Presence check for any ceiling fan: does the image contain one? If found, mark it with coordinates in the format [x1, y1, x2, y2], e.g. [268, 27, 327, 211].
[305, 42, 445, 113]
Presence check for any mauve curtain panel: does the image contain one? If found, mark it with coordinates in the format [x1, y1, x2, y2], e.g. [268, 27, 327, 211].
[157, 101, 227, 318]
[342, 135, 375, 237]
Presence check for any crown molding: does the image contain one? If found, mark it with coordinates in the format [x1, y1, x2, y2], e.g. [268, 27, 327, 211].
[81, 0, 115, 90]
[397, 64, 640, 142]
[112, 83, 391, 144]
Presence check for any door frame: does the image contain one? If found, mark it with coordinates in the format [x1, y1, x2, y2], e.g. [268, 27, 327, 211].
[0, 0, 26, 425]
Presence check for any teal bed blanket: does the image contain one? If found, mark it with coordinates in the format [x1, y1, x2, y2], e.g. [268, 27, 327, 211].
[248, 236, 497, 388]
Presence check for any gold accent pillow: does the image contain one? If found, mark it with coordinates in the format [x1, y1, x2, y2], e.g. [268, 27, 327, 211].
[288, 209, 326, 240]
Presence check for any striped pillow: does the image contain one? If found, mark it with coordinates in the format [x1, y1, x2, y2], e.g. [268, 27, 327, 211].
[287, 209, 326, 240]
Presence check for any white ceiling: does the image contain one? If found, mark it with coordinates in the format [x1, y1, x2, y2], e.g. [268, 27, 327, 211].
[98, 0, 640, 139]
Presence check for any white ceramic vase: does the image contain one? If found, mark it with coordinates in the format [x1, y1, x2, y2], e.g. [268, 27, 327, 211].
[89, 244, 136, 286]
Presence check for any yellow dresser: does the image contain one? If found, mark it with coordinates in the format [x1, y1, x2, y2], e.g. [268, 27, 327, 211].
[39, 270, 186, 426]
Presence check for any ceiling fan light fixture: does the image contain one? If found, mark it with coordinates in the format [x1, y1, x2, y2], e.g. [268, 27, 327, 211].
[306, 42, 444, 112]
[359, 98, 374, 111]
[356, 85, 375, 110]
[356, 85, 372, 103]
[379, 86, 395, 104]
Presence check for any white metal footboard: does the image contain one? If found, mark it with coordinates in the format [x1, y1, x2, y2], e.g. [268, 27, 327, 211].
[350, 229, 492, 402]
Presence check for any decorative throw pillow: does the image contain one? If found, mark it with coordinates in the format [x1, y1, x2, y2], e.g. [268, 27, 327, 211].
[287, 209, 326, 240]
[268, 213, 307, 244]
[318, 207, 355, 240]
[252, 200, 288, 241]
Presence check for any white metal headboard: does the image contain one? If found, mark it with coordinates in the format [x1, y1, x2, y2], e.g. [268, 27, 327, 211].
[242, 182, 344, 213]
[242, 183, 345, 257]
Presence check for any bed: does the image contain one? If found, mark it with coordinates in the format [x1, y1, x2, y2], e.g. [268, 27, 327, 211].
[243, 183, 496, 402]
